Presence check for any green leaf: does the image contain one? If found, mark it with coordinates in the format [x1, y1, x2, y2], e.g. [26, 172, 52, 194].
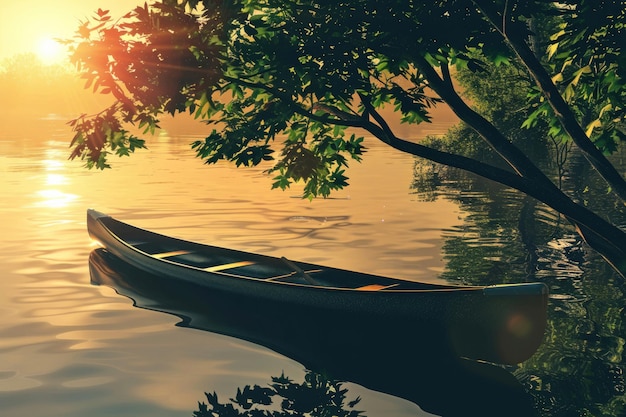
[570, 66, 591, 87]
[585, 119, 602, 137]
[271, 173, 292, 190]
[546, 42, 559, 60]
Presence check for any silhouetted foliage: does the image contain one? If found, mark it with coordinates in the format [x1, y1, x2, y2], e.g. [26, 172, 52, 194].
[193, 371, 363, 417]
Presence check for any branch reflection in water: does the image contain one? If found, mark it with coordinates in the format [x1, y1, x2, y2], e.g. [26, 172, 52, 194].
[410, 150, 626, 415]
[89, 248, 537, 417]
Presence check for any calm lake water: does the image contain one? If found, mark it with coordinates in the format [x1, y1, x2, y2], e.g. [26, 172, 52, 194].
[1, 113, 626, 417]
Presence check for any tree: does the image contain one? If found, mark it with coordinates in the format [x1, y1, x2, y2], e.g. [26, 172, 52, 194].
[65, 1, 626, 276]
[0, 53, 77, 113]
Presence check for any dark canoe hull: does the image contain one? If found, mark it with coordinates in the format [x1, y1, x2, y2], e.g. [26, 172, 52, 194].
[88, 247, 539, 417]
[86, 209, 549, 364]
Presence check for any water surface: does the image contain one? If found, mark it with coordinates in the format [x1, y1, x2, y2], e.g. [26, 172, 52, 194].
[1, 115, 460, 417]
[2, 113, 626, 417]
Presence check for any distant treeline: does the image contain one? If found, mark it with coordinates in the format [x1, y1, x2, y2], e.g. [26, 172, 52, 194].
[0, 53, 110, 117]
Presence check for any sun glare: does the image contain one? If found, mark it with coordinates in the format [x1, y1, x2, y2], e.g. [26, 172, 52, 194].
[36, 37, 65, 65]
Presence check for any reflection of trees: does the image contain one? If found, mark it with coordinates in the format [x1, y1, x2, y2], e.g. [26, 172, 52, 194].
[194, 371, 363, 417]
[411, 158, 572, 285]
[410, 153, 626, 416]
[411, 144, 626, 285]
[517, 258, 626, 416]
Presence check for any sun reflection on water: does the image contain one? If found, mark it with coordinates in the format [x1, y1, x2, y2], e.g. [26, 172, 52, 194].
[42, 158, 64, 171]
[45, 173, 68, 186]
[30, 148, 79, 209]
[34, 189, 78, 209]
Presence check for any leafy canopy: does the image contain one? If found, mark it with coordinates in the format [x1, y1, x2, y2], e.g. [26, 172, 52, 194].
[66, 1, 625, 191]
[65, 0, 524, 197]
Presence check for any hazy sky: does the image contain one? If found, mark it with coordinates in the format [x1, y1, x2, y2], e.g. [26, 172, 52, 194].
[0, 1, 142, 62]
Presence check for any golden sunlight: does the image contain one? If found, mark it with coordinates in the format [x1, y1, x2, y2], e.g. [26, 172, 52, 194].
[0, 1, 143, 63]
[36, 37, 64, 65]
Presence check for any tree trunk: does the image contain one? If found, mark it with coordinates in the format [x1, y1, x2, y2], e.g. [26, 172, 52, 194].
[472, 0, 626, 203]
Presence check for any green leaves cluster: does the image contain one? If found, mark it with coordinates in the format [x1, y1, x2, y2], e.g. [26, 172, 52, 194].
[66, 2, 228, 169]
[68, 109, 146, 169]
[67, 1, 376, 197]
[532, 0, 625, 153]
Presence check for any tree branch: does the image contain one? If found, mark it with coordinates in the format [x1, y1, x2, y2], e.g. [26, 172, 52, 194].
[471, 0, 626, 203]
[357, 92, 396, 141]
[222, 75, 367, 128]
[359, 119, 626, 274]
[412, 53, 559, 190]
[362, 60, 626, 273]
[224, 74, 626, 274]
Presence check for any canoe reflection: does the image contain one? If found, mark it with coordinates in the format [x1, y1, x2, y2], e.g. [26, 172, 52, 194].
[89, 248, 538, 417]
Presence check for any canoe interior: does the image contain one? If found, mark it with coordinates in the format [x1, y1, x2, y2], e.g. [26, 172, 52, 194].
[96, 214, 478, 292]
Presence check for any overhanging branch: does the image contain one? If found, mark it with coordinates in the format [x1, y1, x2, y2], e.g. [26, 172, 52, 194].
[222, 73, 626, 270]
[471, 0, 626, 203]
[413, 54, 558, 190]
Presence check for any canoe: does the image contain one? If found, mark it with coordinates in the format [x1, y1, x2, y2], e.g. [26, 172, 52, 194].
[89, 247, 539, 416]
[86, 208, 549, 364]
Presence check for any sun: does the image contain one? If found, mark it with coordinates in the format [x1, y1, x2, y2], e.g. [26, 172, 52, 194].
[36, 36, 65, 65]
